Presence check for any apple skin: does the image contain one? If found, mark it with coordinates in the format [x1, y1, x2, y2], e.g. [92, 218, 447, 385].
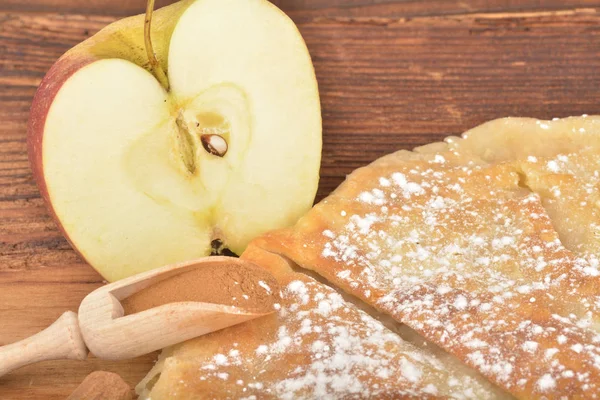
[28, 55, 96, 265]
[27, 0, 196, 272]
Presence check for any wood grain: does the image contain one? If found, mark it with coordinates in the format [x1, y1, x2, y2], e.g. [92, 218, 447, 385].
[2, 1, 600, 398]
[2, 0, 600, 17]
[0, 267, 156, 399]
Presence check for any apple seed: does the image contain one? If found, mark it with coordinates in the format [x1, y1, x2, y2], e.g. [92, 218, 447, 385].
[201, 134, 228, 157]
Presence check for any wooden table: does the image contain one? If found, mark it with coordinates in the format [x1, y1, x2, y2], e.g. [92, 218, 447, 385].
[2, 0, 600, 398]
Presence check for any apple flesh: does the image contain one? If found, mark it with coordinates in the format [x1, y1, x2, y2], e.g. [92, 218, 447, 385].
[28, 0, 322, 281]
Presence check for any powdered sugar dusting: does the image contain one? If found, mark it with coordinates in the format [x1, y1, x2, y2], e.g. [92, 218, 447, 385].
[141, 117, 600, 400]
[315, 149, 600, 397]
[149, 277, 500, 399]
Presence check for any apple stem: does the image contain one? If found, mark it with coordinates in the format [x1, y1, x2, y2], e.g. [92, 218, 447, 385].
[145, 0, 170, 91]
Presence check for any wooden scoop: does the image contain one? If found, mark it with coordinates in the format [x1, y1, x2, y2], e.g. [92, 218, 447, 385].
[0, 257, 278, 377]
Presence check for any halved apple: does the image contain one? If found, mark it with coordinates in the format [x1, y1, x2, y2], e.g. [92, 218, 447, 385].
[28, 0, 321, 281]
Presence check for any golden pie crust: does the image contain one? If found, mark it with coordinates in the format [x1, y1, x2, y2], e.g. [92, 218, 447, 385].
[257, 116, 600, 399]
[137, 244, 505, 399]
[138, 116, 600, 399]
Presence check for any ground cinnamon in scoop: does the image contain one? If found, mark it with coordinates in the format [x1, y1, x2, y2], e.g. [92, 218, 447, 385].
[121, 262, 280, 315]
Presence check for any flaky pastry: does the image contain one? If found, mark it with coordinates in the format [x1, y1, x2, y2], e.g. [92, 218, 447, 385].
[137, 245, 506, 399]
[138, 116, 600, 399]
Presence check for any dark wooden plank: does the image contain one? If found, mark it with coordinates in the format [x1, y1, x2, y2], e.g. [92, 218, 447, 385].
[1, 0, 173, 16]
[2, 0, 600, 17]
[2, 4, 600, 399]
[280, 0, 600, 21]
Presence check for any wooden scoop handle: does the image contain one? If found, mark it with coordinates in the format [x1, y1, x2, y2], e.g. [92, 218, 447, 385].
[0, 311, 88, 377]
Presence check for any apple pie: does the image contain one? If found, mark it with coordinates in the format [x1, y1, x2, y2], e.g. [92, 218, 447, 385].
[138, 116, 600, 399]
[136, 244, 508, 399]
